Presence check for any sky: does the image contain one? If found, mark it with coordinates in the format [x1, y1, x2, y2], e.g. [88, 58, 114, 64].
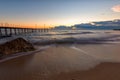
[0, 0, 120, 28]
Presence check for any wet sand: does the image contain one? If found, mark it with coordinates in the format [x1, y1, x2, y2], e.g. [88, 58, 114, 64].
[0, 43, 120, 80]
[49, 62, 120, 80]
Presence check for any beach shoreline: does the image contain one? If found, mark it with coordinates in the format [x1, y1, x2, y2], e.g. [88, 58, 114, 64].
[0, 30, 120, 80]
[0, 43, 120, 80]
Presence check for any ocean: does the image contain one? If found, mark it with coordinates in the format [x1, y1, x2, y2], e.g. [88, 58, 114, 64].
[26, 30, 120, 44]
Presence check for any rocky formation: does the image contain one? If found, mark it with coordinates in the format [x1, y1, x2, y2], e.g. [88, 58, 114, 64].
[0, 38, 35, 57]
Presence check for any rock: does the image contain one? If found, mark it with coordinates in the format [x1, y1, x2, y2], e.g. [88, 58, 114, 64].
[0, 38, 35, 56]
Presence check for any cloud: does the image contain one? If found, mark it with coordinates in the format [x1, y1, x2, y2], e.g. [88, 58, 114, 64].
[111, 5, 120, 12]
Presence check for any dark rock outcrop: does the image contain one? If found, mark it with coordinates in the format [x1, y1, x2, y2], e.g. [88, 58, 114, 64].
[0, 38, 35, 56]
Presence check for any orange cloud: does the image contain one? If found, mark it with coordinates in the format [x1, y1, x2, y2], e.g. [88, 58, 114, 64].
[112, 5, 120, 12]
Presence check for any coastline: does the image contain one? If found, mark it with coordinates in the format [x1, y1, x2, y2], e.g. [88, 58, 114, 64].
[0, 30, 120, 80]
[0, 43, 120, 80]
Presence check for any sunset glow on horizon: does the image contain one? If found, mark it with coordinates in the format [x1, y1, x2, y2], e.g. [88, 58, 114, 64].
[0, 0, 120, 28]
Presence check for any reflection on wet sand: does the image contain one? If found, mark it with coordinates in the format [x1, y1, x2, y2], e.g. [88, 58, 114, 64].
[0, 43, 120, 80]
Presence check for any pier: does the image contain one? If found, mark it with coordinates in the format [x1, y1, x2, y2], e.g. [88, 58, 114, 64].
[0, 26, 50, 39]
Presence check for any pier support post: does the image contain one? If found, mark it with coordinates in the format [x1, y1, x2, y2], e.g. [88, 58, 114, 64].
[5, 28, 8, 36]
[0, 28, 2, 37]
[14, 28, 17, 35]
[9, 28, 12, 36]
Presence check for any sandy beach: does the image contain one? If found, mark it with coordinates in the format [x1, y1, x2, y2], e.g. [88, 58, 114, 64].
[0, 43, 120, 80]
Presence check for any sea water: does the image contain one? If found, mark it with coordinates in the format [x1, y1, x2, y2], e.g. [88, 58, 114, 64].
[27, 30, 120, 44]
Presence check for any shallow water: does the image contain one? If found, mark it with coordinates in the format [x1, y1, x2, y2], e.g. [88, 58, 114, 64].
[0, 43, 120, 80]
[74, 43, 120, 62]
[0, 45, 99, 80]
